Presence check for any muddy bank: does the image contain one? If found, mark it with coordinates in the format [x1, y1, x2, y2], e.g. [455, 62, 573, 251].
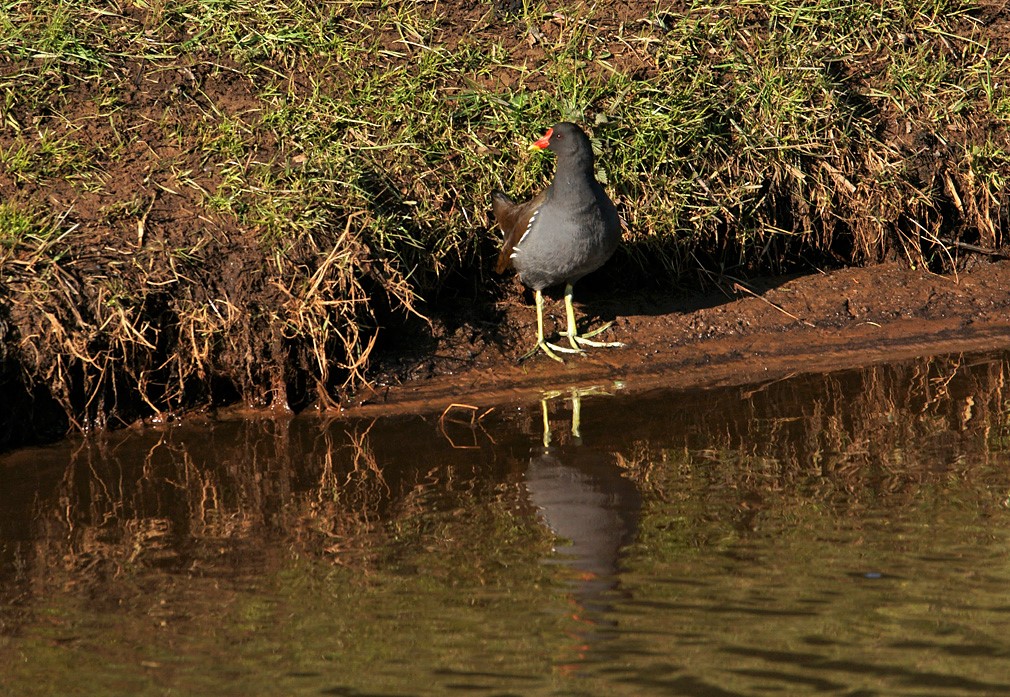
[361, 259, 1010, 415]
[3, 256, 1008, 447]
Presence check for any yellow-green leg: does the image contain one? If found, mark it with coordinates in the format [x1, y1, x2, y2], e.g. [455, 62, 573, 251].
[540, 397, 551, 448]
[570, 388, 582, 440]
[519, 289, 582, 363]
[558, 283, 624, 350]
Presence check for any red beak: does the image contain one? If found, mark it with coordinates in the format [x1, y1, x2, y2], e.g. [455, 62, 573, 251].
[532, 127, 553, 150]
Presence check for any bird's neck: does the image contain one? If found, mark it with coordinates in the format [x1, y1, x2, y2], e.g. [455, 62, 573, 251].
[551, 154, 596, 200]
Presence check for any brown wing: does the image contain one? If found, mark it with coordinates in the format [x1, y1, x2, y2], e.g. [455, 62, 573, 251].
[492, 189, 546, 274]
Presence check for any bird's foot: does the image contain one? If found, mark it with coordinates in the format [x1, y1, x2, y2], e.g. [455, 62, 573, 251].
[519, 340, 583, 363]
[559, 322, 624, 349]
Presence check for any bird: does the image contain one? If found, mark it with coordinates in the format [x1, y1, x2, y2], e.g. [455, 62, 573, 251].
[492, 122, 623, 363]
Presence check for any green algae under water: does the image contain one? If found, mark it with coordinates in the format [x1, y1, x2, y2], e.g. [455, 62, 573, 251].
[3, 351, 1010, 696]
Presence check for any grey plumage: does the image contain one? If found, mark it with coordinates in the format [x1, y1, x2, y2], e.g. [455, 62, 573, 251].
[491, 122, 624, 362]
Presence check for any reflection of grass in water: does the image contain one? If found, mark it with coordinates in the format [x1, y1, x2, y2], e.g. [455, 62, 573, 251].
[621, 354, 1010, 565]
[3, 416, 560, 693]
[614, 356, 1010, 696]
[14, 354, 1010, 580]
[626, 352, 1010, 503]
[5, 353, 1010, 693]
[2, 491, 569, 696]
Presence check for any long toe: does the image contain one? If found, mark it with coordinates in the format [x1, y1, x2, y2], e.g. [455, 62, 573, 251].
[558, 321, 623, 348]
[520, 340, 573, 363]
[571, 335, 624, 348]
[546, 341, 584, 355]
[560, 320, 614, 340]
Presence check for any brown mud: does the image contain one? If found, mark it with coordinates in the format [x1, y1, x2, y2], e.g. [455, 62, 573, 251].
[362, 258, 1010, 415]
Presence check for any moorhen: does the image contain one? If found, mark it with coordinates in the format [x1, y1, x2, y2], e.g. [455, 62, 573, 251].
[492, 122, 623, 363]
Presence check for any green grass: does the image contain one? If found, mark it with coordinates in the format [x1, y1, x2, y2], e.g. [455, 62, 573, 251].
[0, 0, 1007, 423]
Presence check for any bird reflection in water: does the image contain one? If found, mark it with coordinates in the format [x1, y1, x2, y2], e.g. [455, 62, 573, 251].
[524, 388, 641, 672]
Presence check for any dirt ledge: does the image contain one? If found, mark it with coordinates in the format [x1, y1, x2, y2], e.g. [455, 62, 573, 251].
[355, 259, 1010, 416]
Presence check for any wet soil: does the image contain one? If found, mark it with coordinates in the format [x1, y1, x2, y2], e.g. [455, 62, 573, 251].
[363, 258, 1010, 415]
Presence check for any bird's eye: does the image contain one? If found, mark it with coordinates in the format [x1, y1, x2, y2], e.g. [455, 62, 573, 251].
[555, 133, 564, 140]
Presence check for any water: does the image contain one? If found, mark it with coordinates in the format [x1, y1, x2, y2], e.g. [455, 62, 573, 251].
[3, 351, 1010, 696]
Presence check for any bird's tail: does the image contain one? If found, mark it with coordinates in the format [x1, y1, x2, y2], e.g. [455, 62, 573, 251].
[491, 190, 514, 207]
[490, 190, 514, 237]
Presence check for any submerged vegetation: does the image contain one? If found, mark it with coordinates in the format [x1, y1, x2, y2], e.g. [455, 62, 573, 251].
[0, 0, 1008, 427]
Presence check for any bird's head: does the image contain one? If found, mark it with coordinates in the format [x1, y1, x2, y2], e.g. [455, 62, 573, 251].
[531, 122, 590, 157]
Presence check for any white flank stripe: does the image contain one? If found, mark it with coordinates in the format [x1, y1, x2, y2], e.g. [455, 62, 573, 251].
[516, 208, 538, 247]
